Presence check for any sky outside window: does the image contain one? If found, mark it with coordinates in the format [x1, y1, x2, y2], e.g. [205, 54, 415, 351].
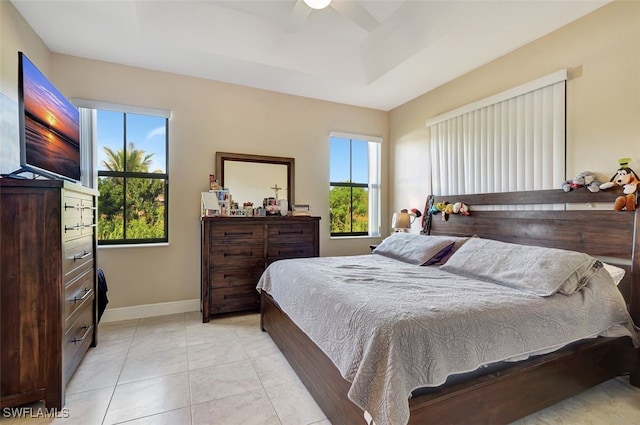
[330, 137, 368, 183]
[97, 110, 166, 172]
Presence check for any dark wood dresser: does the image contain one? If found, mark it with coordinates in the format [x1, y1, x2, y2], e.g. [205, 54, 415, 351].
[0, 179, 98, 409]
[201, 216, 320, 322]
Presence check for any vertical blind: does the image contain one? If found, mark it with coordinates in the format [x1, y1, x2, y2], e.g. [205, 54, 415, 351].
[426, 70, 567, 197]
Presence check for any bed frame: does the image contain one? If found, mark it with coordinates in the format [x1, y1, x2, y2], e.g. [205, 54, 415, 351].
[260, 188, 639, 425]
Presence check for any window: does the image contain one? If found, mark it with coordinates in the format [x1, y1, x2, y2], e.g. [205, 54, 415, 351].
[95, 110, 168, 244]
[75, 99, 170, 245]
[329, 132, 381, 237]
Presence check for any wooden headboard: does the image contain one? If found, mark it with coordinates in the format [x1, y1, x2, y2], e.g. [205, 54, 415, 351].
[423, 187, 639, 325]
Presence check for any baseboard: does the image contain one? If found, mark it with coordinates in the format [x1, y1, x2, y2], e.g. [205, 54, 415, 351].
[100, 299, 200, 323]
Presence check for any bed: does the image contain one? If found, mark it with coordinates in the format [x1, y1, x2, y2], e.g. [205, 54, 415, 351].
[258, 188, 640, 425]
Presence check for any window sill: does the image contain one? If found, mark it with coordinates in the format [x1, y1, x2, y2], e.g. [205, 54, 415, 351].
[329, 235, 381, 241]
[98, 242, 169, 250]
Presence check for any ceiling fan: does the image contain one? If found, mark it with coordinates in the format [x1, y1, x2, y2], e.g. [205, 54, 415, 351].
[289, 0, 380, 33]
[303, 0, 332, 9]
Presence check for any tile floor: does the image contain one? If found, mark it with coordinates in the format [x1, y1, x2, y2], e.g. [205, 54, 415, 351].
[1, 311, 638, 425]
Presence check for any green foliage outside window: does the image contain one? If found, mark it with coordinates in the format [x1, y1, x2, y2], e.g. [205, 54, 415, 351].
[98, 143, 166, 242]
[329, 185, 368, 234]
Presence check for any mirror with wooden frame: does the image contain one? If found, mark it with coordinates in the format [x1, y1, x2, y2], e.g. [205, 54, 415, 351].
[215, 152, 295, 209]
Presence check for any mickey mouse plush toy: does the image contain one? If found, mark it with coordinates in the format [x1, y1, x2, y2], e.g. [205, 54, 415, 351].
[599, 158, 639, 211]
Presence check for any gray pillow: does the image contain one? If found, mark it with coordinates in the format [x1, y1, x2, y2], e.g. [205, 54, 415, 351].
[440, 238, 601, 296]
[435, 235, 477, 265]
[373, 233, 457, 266]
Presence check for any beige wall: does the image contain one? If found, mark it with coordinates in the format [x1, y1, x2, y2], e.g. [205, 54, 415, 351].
[0, 2, 51, 174]
[1, 1, 388, 310]
[389, 0, 640, 230]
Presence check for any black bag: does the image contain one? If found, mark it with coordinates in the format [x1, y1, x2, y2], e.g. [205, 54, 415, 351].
[97, 268, 109, 322]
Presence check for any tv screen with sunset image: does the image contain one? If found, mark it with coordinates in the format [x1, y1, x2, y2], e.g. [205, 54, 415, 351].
[19, 52, 80, 181]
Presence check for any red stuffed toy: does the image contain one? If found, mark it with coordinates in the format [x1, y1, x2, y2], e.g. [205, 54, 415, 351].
[599, 158, 639, 211]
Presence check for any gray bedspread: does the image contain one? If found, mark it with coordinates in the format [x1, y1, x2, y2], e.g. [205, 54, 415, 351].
[256, 254, 638, 425]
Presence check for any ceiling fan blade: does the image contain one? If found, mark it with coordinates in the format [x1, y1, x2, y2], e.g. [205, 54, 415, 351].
[331, 0, 380, 33]
[287, 0, 313, 33]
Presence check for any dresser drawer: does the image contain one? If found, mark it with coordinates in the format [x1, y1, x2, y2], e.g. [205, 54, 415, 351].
[267, 243, 316, 261]
[210, 287, 260, 314]
[210, 224, 264, 245]
[63, 199, 83, 226]
[210, 243, 264, 266]
[63, 235, 94, 278]
[63, 217, 84, 241]
[63, 196, 94, 239]
[63, 216, 95, 241]
[64, 191, 92, 210]
[211, 268, 263, 289]
[267, 223, 315, 244]
[63, 298, 94, 382]
[64, 269, 94, 324]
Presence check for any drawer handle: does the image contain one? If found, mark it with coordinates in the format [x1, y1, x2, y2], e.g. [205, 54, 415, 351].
[64, 203, 81, 211]
[73, 251, 92, 261]
[223, 231, 253, 237]
[65, 224, 82, 232]
[223, 251, 253, 257]
[64, 204, 95, 211]
[278, 230, 304, 235]
[72, 287, 92, 303]
[71, 324, 92, 344]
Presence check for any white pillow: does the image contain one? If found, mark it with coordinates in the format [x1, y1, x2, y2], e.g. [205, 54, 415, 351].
[602, 262, 625, 285]
[440, 238, 600, 296]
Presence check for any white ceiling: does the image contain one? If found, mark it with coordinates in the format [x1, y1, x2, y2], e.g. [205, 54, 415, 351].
[11, 0, 609, 111]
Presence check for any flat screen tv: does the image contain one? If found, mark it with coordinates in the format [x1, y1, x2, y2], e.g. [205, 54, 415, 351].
[16, 51, 80, 182]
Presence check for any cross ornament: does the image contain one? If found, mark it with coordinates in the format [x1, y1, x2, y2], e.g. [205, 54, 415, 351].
[271, 184, 283, 199]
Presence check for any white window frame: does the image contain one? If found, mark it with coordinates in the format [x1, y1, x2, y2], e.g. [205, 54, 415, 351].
[329, 131, 382, 238]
